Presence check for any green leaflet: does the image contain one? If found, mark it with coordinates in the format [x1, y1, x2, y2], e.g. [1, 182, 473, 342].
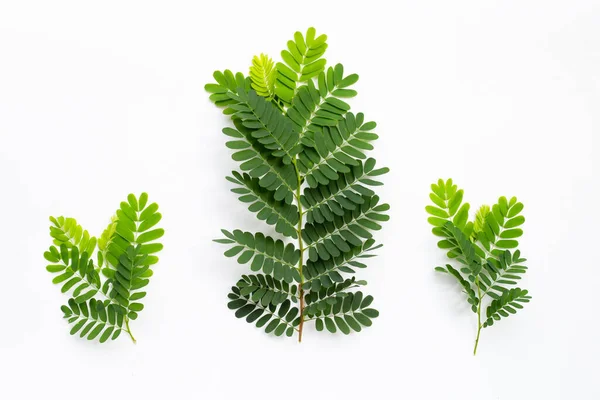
[236, 274, 299, 306]
[303, 238, 382, 292]
[205, 70, 251, 115]
[102, 193, 164, 273]
[227, 171, 299, 239]
[471, 205, 490, 241]
[62, 298, 124, 342]
[49, 216, 97, 255]
[250, 54, 277, 99]
[228, 286, 300, 337]
[301, 158, 388, 225]
[207, 27, 388, 341]
[479, 249, 528, 299]
[286, 64, 359, 146]
[310, 291, 378, 335]
[302, 195, 389, 263]
[483, 288, 531, 327]
[45, 244, 100, 303]
[45, 193, 164, 343]
[426, 179, 531, 355]
[97, 215, 117, 268]
[303, 277, 365, 316]
[439, 222, 484, 279]
[228, 89, 301, 164]
[476, 196, 526, 257]
[300, 112, 379, 188]
[223, 119, 298, 205]
[426, 178, 472, 255]
[217, 229, 301, 284]
[275, 27, 328, 106]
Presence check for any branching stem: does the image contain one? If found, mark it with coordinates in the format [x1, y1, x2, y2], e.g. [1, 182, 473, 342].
[125, 317, 137, 344]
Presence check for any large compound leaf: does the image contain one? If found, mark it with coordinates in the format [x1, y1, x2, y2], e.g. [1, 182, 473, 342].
[428, 178, 531, 352]
[47, 193, 164, 343]
[209, 27, 388, 342]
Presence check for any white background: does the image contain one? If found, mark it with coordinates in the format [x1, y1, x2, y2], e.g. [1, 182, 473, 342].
[0, 1, 598, 399]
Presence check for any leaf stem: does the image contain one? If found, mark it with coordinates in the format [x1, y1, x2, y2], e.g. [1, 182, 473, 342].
[473, 277, 482, 355]
[292, 158, 305, 343]
[125, 317, 137, 344]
